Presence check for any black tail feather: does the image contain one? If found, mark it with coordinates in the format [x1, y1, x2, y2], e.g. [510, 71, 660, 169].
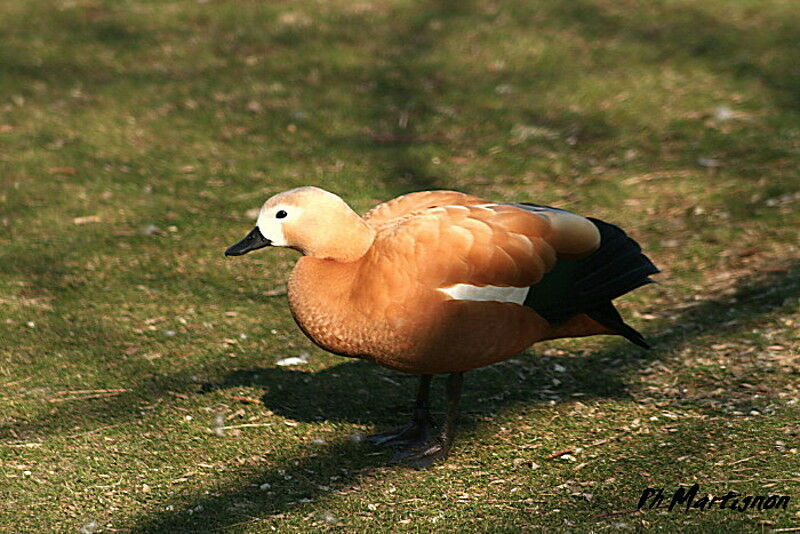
[533, 217, 659, 348]
[586, 301, 650, 349]
[577, 218, 660, 302]
[579, 219, 658, 347]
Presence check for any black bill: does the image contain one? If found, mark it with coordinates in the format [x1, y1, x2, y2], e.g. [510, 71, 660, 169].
[225, 227, 272, 256]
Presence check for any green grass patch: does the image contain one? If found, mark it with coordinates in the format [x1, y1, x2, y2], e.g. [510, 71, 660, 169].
[1, 0, 799, 532]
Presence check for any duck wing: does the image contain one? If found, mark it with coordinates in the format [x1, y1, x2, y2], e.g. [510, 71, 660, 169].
[364, 200, 658, 347]
[363, 190, 485, 231]
[366, 201, 601, 290]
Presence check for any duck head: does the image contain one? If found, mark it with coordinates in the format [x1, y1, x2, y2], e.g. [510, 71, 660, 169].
[225, 186, 375, 262]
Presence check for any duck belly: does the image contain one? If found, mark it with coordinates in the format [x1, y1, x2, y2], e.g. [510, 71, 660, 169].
[366, 300, 550, 374]
[289, 286, 548, 373]
[288, 258, 554, 374]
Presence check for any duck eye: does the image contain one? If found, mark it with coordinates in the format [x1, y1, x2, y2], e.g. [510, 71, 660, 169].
[276, 210, 287, 219]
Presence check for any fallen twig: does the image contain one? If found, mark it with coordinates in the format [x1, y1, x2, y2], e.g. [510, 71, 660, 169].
[54, 388, 128, 395]
[222, 423, 273, 430]
[229, 395, 261, 404]
[67, 424, 122, 438]
[595, 509, 641, 519]
[47, 392, 125, 402]
[706, 478, 800, 483]
[0, 376, 32, 388]
[482, 498, 548, 504]
[546, 448, 573, 459]
[728, 456, 757, 466]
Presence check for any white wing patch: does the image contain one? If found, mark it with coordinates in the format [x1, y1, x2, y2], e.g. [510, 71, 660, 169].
[438, 283, 529, 305]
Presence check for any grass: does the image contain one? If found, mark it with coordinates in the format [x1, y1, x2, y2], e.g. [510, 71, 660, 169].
[1, 0, 799, 532]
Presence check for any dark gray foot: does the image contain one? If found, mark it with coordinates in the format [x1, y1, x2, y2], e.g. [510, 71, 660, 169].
[392, 439, 450, 469]
[366, 411, 432, 448]
[392, 373, 463, 469]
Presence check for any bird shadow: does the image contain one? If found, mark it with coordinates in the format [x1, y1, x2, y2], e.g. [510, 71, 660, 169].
[129, 263, 800, 533]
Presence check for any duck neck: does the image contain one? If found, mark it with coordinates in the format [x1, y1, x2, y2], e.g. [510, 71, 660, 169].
[304, 212, 375, 263]
[287, 257, 365, 357]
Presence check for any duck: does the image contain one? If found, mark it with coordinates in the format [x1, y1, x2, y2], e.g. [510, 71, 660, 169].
[225, 186, 659, 468]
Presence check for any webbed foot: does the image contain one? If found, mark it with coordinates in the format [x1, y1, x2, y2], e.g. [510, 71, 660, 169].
[366, 409, 432, 448]
[392, 439, 450, 469]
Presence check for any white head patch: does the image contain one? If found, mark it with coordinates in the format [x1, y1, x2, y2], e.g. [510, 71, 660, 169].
[256, 203, 303, 247]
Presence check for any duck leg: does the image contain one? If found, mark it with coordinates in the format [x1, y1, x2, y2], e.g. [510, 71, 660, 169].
[393, 372, 463, 469]
[366, 374, 433, 447]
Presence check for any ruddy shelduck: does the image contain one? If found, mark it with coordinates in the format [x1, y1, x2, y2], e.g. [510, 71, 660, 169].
[226, 187, 658, 468]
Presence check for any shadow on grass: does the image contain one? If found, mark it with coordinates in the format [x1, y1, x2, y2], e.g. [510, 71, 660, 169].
[123, 263, 799, 533]
[3, 1, 800, 530]
[0, 246, 224, 441]
[356, 0, 474, 196]
[318, 0, 800, 198]
[549, 0, 800, 110]
[573, 407, 797, 530]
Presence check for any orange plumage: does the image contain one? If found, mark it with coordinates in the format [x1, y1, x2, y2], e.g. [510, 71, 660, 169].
[226, 187, 659, 467]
